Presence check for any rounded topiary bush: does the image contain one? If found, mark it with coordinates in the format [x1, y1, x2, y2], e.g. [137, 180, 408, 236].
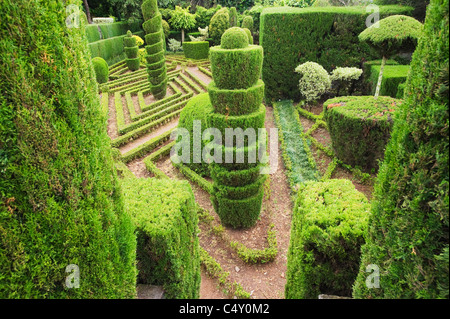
[209, 7, 230, 45]
[209, 45, 263, 89]
[220, 27, 249, 49]
[323, 95, 402, 171]
[182, 41, 210, 60]
[176, 93, 214, 176]
[92, 56, 109, 84]
[241, 15, 254, 32]
[295, 61, 331, 104]
[242, 28, 253, 45]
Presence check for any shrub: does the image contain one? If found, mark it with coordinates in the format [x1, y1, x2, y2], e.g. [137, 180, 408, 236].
[208, 79, 264, 116]
[353, 0, 449, 299]
[176, 93, 214, 177]
[124, 30, 140, 71]
[241, 15, 254, 32]
[162, 19, 170, 39]
[260, 5, 414, 101]
[0, 0, 136, 298]
[285, 179, 370, 299]
[209, 163, 264, 187]
[295, 61, 331, 104]
[359, 14, 423, 98]
[209, 45, 263, 89]
[169, 6, 197, 43]
[329, 67, 363, 96]
[133, 34, 144, 47]
[121, 178, 200, 299]
[182, 41, 210, 59]
[92, 56, 109, 84]
[229, 7, 238, 27]
[168, 38, 182, 52]
[323, 95, 402, 171]
[141, 0, 167, 99]
[209, 7, 230, 45]
[242, 28, 253, 45]
[220, 27, 249, 49]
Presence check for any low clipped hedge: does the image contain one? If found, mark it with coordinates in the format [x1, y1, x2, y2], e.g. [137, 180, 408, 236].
[285, 179, 370, 299]
[367, 64, 410, 98]
[209, 45, 263, 89]
[260, 5, 414, 101]
[121, 177, 201, 299]
[208, 80, 264, 116]
[183, 41, 210, 60]
[323, 95, 402, 171]
[176, 93, 214, 177]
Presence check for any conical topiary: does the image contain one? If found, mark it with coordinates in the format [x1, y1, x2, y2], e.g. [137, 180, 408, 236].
[141, 0, 167, 100]
[207, 27, 266, 229]
[124, 30, 140, 71]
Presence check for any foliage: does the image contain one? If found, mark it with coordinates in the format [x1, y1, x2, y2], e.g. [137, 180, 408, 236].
[285, 179, 370, 299]
[168, 38, 183, 51]
[0, 0, 136, 298]
[241, 15, 254, 31]
[259, 5, 413, 101]
[295, 61, 331, 104]
[329, 67, 362, 96]
[194, 5, 222, 28]
[92, 57, 110, 83]
[209, 7, 230, 45]
[162, 19, 171, 38]
[183, 41, 210, 59]
[229, 7, 238, 26]
[133, 34, 144, 47]
[169, 5, 197, 32]
[189, 26, 209, 41]
[120, 177, 201, 299]
[220, 27, 249, 49]
[367, 64, 410, 97]
[353, 0, 449, 299]
[124, 30, 140, 71]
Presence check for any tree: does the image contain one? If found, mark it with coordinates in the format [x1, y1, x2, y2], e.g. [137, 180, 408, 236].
[82, 0, 92, 23]
[169, 5, 196, 43]
[359, 15, 423, 99]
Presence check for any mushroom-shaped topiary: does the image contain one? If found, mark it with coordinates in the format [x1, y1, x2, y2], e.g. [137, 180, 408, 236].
[221, 27, 249, 49]
[359, 15, 423, 98]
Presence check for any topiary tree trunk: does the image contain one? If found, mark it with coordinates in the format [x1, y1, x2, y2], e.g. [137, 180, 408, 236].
[141, 0, 167, 100]
[0, 0, 136, 298]
[353, 0, 449, 299]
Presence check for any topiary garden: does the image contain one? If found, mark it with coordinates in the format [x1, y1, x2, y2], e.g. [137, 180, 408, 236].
[0, 0, 447, 306]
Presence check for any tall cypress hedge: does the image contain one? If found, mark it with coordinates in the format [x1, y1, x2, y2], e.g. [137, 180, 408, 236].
[259, 5, 414, 102]
[0, 0, 136, 298]
[142, 0, 168, 100]
[353, 0, 449, 299]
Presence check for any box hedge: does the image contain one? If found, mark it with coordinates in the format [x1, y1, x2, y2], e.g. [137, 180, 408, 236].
[366, 64, 410, 98]
[0, 0, 136, 298]
[92, 57, 109, 84]
[285, 179, 370, 299]
[323, 95, 402, 171]
[260, 5, 414, 102]
[182, 41, 210, 60]
[209, 162, 264, 188]
[121, 178, 200, 299]
[353, 0, 449, 299]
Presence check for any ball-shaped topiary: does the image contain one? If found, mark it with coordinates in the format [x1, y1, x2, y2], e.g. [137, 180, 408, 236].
[242, 28, 253, 45]
[221, 27, 249, 49]
[241, 15, 254, 32]
[92, 57, 109, 84]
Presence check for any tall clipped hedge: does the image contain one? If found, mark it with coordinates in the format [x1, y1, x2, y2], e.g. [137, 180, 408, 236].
[120, 178, 201, 299]
[207, 28, 266, 228]
[0, 0, 136, 298]
[142, 0, 167, 100]
[260, 5, 414, 102]
[353, 0, 449, 299]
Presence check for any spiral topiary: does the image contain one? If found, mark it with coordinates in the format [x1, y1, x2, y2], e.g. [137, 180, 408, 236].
[124, 30, 140, 71]
[207, 27, 266, 228]
[141, 0, 167, 100]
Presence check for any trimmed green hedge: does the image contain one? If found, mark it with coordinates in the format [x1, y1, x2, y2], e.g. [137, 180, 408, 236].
[92, 57, 109, 84]
[209, 7, 230, 45]
[124, 31, 140, 71]
[285, 179, 370, 299]
[209, 163, 264, 187]
[367, 64, 410, 98]
[260, 5, 414, 102]
[353, 0, 449, 299]
[121, 178, 200, 299]
[324, 95, 402, 171]
[209, 45, 263, 89]
[208, 80, 264, 116]
[183, 41, 210, 60]
[176, 93, 214, 177]
[0, 0, 136, 298]
[85, 20, 143, 43]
